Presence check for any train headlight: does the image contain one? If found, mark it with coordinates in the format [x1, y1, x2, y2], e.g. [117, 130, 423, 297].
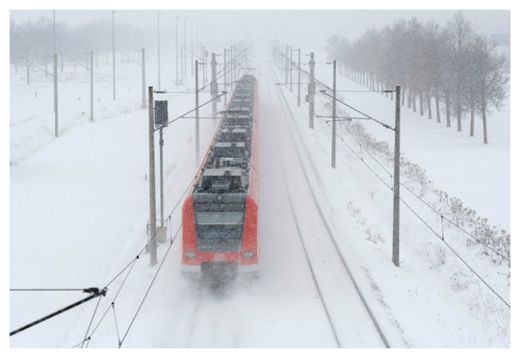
[185, 251, 196, 259]
[242, 251, 255, 259]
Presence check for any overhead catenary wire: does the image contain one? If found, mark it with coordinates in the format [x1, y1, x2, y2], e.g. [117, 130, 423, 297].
[154, 91, 226, 131]
[317, 82, 511, 309]
[80, 294, 103, 348]
[305, 56, 510, 263]
[275, 48, 510, 308]
[104, 177, 193, 288]
[331, 100, 510, 262]
[75, 180, 192, 348]
[119, 223, 181, 347]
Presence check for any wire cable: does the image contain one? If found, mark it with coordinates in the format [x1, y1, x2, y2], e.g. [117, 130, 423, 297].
[118, 224, 181, 347]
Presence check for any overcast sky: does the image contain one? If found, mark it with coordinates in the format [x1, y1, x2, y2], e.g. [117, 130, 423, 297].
[11, 10, 510, 49]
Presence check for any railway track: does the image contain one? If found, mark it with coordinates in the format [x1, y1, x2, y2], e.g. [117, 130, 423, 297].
[269, 66, 390, 348]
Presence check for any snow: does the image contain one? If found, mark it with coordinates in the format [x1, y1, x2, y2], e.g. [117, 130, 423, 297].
[10, 45, 509, 348]
[312, 58, 510, 231]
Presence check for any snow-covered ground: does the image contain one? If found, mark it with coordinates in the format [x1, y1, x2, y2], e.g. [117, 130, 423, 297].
[311, 55, 510, 231]
[10, 45, 510, 347]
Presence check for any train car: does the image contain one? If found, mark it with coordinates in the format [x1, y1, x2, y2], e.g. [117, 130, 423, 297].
[181, 75, 259, 281]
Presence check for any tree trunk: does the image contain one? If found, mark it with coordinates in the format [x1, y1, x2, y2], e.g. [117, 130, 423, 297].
[482, 93, 488, 144]
[456, 93, 462, 131]
[407, 88, 412, 108]
[412, 90, 417, 112]
[427, 92, 432, 119]
[470, 97, 475, 137]
[401, 87, 406, 106]
[419, 91, 424, 116]
[435, 92, 441, 123]
[446, 91, 451, 127]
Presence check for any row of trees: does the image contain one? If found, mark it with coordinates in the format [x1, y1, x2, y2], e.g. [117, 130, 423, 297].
[10, 17, 150, 64]
[326, 14, 509, 144]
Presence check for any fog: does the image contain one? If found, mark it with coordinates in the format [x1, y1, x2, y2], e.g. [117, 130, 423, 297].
[11, 10, 509, 50]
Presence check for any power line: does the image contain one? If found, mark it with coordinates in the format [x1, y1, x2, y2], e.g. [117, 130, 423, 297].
[119, 223, 181, 347]
[281, 62, 511, 308]
[154, 91, 227, 130]
[74, 178, 192, 347]
[315, 106, 511, 309]
[331, 106, 510, 263]
[310, 76, 510, 263]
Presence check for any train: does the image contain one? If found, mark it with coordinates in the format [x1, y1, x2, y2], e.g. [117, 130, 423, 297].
[181, 74, 259, 281]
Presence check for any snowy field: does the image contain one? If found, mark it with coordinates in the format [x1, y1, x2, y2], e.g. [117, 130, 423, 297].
[10, 45, 510, 347]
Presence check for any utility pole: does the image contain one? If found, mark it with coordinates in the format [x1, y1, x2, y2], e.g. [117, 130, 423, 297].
[195, 59, 200, 163]
[175, 16, 179, 85]
[229, 46, 234, 91]
[90, 50, 94, 121]
[54, 54, 58, 137]
[308, 52, 315, 129]
[234, 46, 238, 86]
[148, 86, 157, 266]
[141, 48, 146, 108]
[211, 52, 217, 116]
[202, 47, 207, 85]
[112, 10, 116, 100]
[297, 48, 301, 107]
[52, 10, 56, 55]
[159, 126, 164, 228]
[289, 45, 293, 93]
[190, 19, 194, 76]
[331, 60, 337, 168]
[183, 17, 187, 80]
[224, 48, 228, 105]
[392, 85, 401, 267]
[157, 13, 162, 91]
[285, 44, 289, 85]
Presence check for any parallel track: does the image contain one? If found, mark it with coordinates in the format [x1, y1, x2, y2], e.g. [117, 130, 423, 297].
[270, 66, 390, 348]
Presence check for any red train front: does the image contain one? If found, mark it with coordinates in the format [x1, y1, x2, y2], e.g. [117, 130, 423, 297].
[181, 75, 259, 280]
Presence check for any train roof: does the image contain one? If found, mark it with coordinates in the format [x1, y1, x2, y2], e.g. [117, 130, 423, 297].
[194, 75, 256, 195]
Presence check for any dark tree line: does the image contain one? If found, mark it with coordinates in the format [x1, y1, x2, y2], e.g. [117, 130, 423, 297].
[10, 17, 150, 65]
[326, 14, 509, 144]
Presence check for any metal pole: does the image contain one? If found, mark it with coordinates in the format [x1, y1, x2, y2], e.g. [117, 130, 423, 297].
[112, 10, 116, 100]
[331, 60, 336, 168]
[297, 48, 301, 107]
[232, 45, 236, 84]
[175, 16, 179, 85]
[141, 48, 146, 108]
[224, 48, 227, 105]
[183, 17, 187, 80]
[285, 44, 289, 85]
[10, 289, 105, 337]
[157, 13, 161, 91]
[54, 54, 58, 137]
[211, 52, 217, 116]
[190, 19, 194, 76]
[90, 50, 93, 121]
[392, 85, 401, 267]
[289, 46, 293, 92]
[309, 52, 315, 129]
[202, 47, 206, 85]
[159, 127, 164, 227]
[195, 60, 200, 163]
[52, 10, 56, 55]
[148, 86, 157, 266]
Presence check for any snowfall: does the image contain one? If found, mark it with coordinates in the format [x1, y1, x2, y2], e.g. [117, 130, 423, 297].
[9, 44, 510, 348]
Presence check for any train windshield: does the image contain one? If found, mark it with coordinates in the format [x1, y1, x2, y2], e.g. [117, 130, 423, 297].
[195, 211, 244, 252]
